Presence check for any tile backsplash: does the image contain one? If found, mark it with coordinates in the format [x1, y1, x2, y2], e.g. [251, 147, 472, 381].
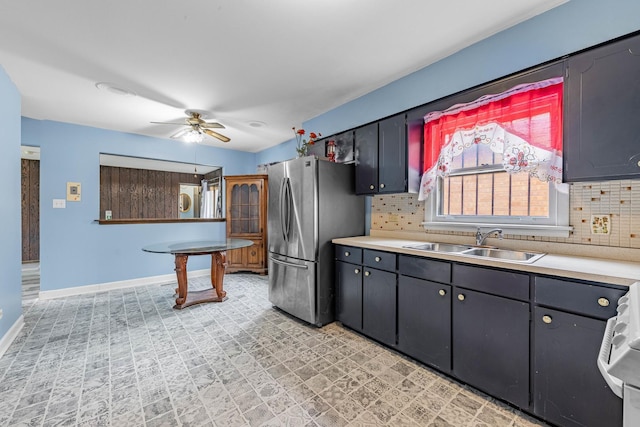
[371, 179, 640, 249]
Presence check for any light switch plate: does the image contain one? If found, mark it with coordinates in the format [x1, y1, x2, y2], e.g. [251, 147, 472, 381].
[53, 199, 66, 209]
[67, 182, 81, 201]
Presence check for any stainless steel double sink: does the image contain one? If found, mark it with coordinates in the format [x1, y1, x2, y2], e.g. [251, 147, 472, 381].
[402, 242, 546, 264]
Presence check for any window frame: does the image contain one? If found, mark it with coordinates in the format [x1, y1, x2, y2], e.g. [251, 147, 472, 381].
[423, 172, 571, 237]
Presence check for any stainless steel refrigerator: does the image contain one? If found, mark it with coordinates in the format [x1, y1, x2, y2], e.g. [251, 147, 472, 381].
[267, 156, 364, 326]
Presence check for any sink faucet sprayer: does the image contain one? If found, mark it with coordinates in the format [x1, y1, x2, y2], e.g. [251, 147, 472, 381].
[476, 228, 503, 246]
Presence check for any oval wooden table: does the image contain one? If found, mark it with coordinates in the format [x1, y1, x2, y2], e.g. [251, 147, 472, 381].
[143, 239, 253, 309]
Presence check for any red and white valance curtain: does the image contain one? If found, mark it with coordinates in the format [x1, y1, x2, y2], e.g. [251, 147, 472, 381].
[418, 77, 563, 201]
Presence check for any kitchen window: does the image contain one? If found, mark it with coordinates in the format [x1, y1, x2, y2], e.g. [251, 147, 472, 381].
[419, 78, 571, 237]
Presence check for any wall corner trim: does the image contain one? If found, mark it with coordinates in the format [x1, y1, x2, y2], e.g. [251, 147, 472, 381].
[0, 314, 24, 359]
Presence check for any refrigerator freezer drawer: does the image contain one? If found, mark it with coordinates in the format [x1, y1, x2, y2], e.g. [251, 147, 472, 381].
[269, 254, 318, 325]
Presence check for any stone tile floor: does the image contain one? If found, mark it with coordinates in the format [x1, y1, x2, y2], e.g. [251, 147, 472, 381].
[1, 274, 549, 426]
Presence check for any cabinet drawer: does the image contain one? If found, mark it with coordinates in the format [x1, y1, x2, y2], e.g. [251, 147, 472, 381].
[363, 249, 396, 272]
[452, 264, 529, 301]
[335, 245, 362, 264]
[398, 255, 451, 284]
[534, 276, 627, 320]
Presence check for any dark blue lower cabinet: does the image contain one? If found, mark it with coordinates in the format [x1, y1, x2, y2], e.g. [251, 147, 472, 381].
[336, 260, 362, 331]
[453, 287, 530, 409]
[362, 267, 397, 347]
[397, 275, 451, 372]
[533, 306, 622, 427]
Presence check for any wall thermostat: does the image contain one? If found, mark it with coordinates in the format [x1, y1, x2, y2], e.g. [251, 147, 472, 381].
[67, 182, 81, 201]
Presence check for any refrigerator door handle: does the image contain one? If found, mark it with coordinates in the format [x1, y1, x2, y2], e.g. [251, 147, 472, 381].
[270, 256, 309, 269]
[279, 177, 288, 243]
[283, 177, 292, 240]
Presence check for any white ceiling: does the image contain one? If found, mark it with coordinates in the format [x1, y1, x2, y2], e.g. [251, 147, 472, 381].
[0, 0, 566, 153]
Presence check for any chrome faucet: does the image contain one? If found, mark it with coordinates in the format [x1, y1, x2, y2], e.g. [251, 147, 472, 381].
[476, 227, 503, 246]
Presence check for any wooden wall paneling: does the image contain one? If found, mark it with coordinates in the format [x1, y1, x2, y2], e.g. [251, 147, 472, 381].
[150, 169, 159, 218]
[100, 166, 209, 220]
[100, 165, 109, 217]
[109, 167, 120, 218]
[164, 172, 173, 219]
[130, 168, 141, 219]
[156, 170, 165, 218]
[120, 167, 131, 219]
[143, 169, 152, 219]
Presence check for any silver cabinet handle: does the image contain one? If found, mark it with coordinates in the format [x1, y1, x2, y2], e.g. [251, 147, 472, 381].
[374, 256, 381, 262]
[438, 289, 446, 296]
[369, 184, 375, 190]
[354, 268, 360, 274]
[598, 297, 610, 307]
[380, 183, 385, 189]
[364, 271, 371, 277]
[457, 294, 465, 301]
[344, 251, 350, 257]
[542, 315, 552, 324]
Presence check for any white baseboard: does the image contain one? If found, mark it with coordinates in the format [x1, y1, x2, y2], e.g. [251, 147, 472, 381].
[39, 269, 209, 300]
[0, 314, 24, 359]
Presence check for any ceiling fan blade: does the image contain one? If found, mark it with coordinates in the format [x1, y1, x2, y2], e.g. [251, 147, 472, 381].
[200, 122, 225, 129]
[170, 128, 191, 139]
[203, 128, 230, 143]
[151, 121, 188, 126]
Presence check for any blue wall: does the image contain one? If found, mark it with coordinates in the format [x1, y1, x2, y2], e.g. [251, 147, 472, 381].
[259, 0, 640, 151]
[0, 66, 22, 338]
[22, 118, 256, 292]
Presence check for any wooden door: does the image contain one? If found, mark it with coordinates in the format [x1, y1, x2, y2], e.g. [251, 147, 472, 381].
[21, 159, 39, 262]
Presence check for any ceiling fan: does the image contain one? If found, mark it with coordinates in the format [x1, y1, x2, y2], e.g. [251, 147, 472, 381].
[151, 110, 230, 143]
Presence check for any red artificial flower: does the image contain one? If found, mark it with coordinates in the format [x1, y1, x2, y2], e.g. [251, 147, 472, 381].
[297, 129, 305, 135]
[309, 132, 317, 139]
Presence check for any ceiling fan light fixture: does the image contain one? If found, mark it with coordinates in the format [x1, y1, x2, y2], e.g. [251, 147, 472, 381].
[183, 129, 205, 143]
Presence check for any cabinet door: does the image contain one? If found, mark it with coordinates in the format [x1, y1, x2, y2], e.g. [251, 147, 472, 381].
[453, 287, 530, 409]
[378, 113, 406, 193]
[398, 276, 451, 372]
[362, 267, 396, 346]
[533, 306, 622, 427]
[227, 179, 264, 236]
[334, 130, 355, 163]
[565, 34, 640, 181]
[336, 260, 363, 331]
[355, 122, 379, 194]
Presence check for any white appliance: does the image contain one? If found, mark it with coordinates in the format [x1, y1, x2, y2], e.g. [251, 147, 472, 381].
[599, 282, 640, 426]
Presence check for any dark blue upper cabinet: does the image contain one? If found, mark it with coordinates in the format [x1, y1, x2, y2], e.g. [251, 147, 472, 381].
[355, 122, 379, 194]
[565, 32, 640, 181]
[355, 114, 406, 195]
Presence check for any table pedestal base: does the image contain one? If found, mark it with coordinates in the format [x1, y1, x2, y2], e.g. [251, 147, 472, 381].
[173, 251, 227, 309]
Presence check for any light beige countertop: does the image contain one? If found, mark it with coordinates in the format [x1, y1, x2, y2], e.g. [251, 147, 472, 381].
[332, 235, 640, 287]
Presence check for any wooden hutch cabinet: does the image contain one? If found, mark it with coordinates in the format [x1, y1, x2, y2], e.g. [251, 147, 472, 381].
[224, 174, 268, 274]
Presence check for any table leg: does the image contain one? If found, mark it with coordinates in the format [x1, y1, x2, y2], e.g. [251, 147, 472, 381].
[173, 250, 228, 309]
[174, 254, 189, 307]
[211, 251, 227, 300]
